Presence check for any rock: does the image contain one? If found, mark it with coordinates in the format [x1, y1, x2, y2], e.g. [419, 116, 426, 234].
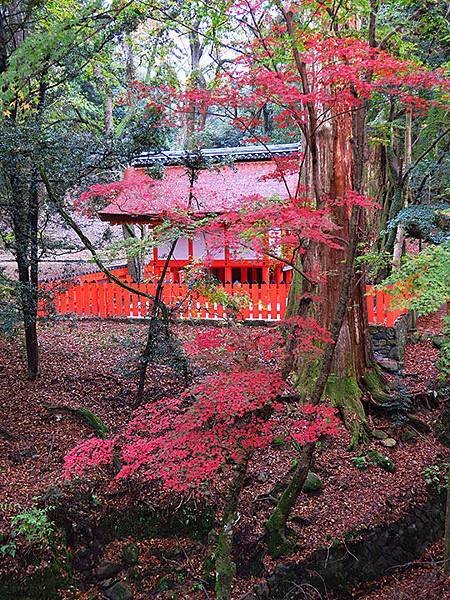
[127, 568, 143, 582]
[366, 450, 396, 473]
[256, 471, 270, 483]
[96, 561, 122, 580]
[372, 429, 388, 440]
[104, 582, 133, 600]
[375, 357, 399, 373]
[303, 472, 323, 492]
[156, 575, 174, 592]
[73, 547, 94, 572]
[381, 438, 397, 448]
[406, 414, 431, 433]
[253, 581, 270, 598]
[388, 347, 400, 360]
[401, 428, 418, 442]
[100, 579, 116, 590]
[122, 543, 139, 567]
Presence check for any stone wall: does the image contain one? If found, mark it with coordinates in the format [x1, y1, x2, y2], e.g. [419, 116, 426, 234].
[247, 493, 445, 599]
[369, 312, 412, 373]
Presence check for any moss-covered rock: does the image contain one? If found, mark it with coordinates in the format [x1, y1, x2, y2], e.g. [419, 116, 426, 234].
[372, 429, 388, 440]
[104, 581, 133, 600]
[96, 560, 122, 579]
[303, 472, 323, 492]
[122, 542, 139, 567]
[401, 428, 418, 442]
[366, 451, 396, 473]
[157, 575, 174, 592]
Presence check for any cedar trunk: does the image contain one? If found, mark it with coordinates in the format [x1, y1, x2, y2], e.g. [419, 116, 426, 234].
[290, 113, 376, 445]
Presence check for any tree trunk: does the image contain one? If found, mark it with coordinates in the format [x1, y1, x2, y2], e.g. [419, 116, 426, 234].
[445, 466, 450, 574]
[215, 460, 248, 600]
[392, 109, 412, 267]
[121, 223, 143, 283]
[15, 233, 39, 380]
[290, 111, 374, 446]
[11, 171, 39, 380]
[2, 4, 40, 380]
[265, 443, 314, 557]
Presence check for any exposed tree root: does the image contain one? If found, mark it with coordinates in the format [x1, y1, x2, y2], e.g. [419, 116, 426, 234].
[325, 374, 369, 450]
[43, 404, 109, 438]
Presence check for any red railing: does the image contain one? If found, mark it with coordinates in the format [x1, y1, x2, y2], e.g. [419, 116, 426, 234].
[38, 272, 406, 325]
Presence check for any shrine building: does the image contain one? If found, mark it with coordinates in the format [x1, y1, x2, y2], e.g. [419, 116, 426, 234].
[99, 143, 301, 285]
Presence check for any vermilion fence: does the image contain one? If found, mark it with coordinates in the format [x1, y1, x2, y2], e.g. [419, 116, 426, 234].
[365, 285, 407, 326]
[38, 271, 406, 325]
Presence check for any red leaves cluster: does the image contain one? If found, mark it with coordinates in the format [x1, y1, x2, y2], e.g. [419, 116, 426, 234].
[182, 326, 285, 370]
[283, 315, 333, 358]
[64, 367, 340, 491]
[74, 167, 191, 219]
[202, 195, 342, 260]
[133, 4, 448, 134]
[64, 370, 284, 491]
[63, 318, 340, 493]
[63, 437, 114, 479]
[290, 404, 340, 445]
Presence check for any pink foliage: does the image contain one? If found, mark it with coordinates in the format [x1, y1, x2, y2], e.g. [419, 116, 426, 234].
[183, 326, 285, 370]
[291, 404, 340, 445]
[63, 437, 114, 479]
[65, 371, 285, 491]
[64, 370, 340, 491]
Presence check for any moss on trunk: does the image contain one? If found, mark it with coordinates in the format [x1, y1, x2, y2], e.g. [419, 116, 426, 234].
[264, 444, 314, 558]
[215, 524, 236, 600]
[362, 368, 392, 405]
[325, 374, 368, 449]
[215, 461, 248, 600]
[292, 356, 370, 449]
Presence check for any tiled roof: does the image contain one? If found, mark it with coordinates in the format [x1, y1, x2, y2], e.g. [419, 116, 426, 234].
[132, 142, 301, 166]
[100, 144, 301, 223]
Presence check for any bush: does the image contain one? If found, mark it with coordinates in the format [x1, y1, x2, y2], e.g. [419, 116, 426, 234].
[11, 508, 54, 546]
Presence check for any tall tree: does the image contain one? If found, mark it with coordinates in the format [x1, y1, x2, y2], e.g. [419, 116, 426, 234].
[0, 0, 152, 377]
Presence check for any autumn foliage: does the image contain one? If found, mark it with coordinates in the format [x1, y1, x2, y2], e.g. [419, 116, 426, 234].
[64, 321, 340, 492]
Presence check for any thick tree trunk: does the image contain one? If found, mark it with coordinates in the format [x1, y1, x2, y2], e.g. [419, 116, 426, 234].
[290, 112, 374, 446]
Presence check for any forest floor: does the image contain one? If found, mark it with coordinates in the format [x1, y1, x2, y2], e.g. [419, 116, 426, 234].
[0, 313, 448, 599]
